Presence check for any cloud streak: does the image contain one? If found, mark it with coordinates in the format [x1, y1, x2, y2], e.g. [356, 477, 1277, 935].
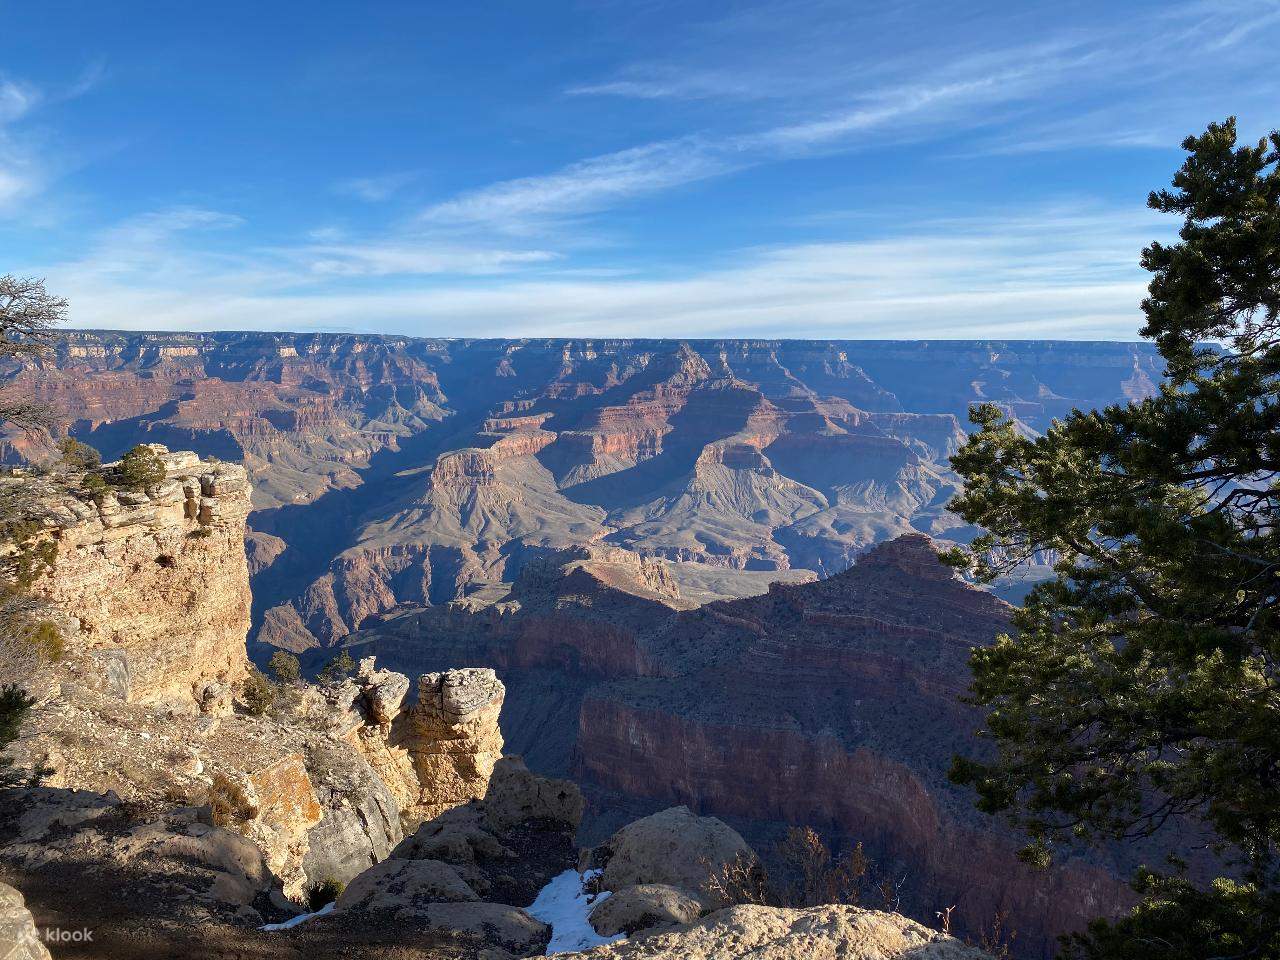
[50, 203, 1167, 341]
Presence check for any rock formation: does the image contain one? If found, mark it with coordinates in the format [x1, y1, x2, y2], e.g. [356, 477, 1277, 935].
[27, 444, 252, 711]
[557, 904, 992, 960]
[587, 806, 759, 911]
[0, 882, 51, 960]
[338, 662, 506, 830]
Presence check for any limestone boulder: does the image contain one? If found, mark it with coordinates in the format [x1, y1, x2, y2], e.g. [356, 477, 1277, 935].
[594, 806, 758, 908]
[0, 882, 51, 960]
[556, 904, 992, 959]
[483, 755, 584, 832]
[357, 661, 410, 725]
[588, 883, 702, 936]
[352, 666, 506, 829]
[392, 804, 513, 864]
[335, 858, 479, 913]
[418, 901, 550, 953]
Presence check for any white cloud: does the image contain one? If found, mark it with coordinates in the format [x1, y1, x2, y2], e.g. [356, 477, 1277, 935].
[419, 138, 731, 229]
[295, 242, 559, 277]
[333, 171, 418, 202]
[49, 203, 1166, 340]
[0, 80, 40, 124]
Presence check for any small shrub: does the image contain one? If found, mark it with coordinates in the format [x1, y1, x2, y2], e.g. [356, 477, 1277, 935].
[319, 650, 356, 682]
[269, 650, 301, 684]
[24, 619, 64, 663]
[207, 771, 256, 828]
[80, 472, 109, 499]
[241, 667, 275, 716]
[58, 437, 101, 470]
[704, 852, 771, 907]
[187, 527, 212, 539]
[155, 553, 176, 568]
[0, 684, 34, 788]
[304, 874, 345, 911]
[115, 445, 166, 490]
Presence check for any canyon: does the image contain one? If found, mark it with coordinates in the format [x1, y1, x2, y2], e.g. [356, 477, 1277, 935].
[1, 332, 1161, 653]
[0, 335, 1170, 956]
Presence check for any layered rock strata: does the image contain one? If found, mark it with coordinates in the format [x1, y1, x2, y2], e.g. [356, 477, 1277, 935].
[331, 660, 506, 831]
[27, 444, 252, 710]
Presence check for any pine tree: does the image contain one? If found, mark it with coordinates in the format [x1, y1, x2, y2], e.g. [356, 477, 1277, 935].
[945, 119, 1280, 958]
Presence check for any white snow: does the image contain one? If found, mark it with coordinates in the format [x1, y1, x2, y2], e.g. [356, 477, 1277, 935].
[526, 869, 625, 955]
[260, 899, 335, 931]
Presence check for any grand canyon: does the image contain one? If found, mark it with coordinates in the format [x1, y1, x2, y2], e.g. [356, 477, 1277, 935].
[0, 333, 1166, 956]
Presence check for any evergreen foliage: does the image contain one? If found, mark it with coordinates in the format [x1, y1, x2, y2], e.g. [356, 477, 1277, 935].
[945, 118, 1280, 957]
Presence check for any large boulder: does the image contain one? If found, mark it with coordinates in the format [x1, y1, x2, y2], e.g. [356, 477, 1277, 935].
[588, 883, 702, 936]
[335, 858, 479, 913]
[391, 804, 513, 864]
[593, 806, 758, 908]
[419, 901, 551, 954]
[556, 904, 992, 959]
[0, 882, 51, 960]
[483, 756, 584, 832]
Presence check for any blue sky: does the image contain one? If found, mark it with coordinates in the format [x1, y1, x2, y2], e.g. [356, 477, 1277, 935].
[1, 1, 1277, 340]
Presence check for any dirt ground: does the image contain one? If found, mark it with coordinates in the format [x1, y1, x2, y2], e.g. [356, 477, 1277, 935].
[4, 862, 503, 960]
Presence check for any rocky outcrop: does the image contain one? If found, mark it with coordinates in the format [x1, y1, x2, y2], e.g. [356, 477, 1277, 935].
[0, 882, 51, 960]
[337, 662, 506, 830]
[2, 788, 278, 924]
[366, 535, 1134, 953]
[28, 445, 252, 711]
[559, 904, 991, 960]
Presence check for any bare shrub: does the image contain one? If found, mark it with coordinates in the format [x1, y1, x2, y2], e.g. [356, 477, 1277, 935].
[974, 907, 1016, 959]
[775, 826, 868, 908]
[704, 851, 772, 907]
[207, 772, 256, 828]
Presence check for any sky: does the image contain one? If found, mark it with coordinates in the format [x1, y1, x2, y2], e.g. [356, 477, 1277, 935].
[1, 1, 1277, 341]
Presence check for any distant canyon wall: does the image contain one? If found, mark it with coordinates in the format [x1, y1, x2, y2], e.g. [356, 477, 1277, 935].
[1, 333, 1163, 651]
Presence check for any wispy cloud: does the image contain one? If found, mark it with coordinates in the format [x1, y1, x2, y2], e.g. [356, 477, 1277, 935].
[421, 42, 1081, 232]
[333, 171, 419, 202]
[0, 63, 107, 217]
[292, 242, 558, 277]
[48, 202, 1167, 340]
[0, 80, 41, 124]
[420, 138, 731, 229]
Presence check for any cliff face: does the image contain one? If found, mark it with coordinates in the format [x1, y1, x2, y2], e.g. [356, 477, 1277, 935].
[30, 444, 252, 710]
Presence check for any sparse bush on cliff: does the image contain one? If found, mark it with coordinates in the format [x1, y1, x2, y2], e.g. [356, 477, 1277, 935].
[207, 771, 256, 828]
[241, 666, 275, 715]
[115, 444, 166, 490]
[774, 826, 868, 908]
[269, 650, 301, 684]
[0, 684, 34, 788]
[79, 471, 108, 500]
[319, 649, 356, 682]
[58, 437, 100, 470]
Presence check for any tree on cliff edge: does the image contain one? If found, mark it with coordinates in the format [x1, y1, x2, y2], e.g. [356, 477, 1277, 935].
[0, 276, 66, 783]
[945, 119, 1280, 959]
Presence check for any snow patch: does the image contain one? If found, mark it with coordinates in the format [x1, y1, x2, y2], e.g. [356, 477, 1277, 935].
[260, 900, 335, 931]
[527, 869, 625, 954]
